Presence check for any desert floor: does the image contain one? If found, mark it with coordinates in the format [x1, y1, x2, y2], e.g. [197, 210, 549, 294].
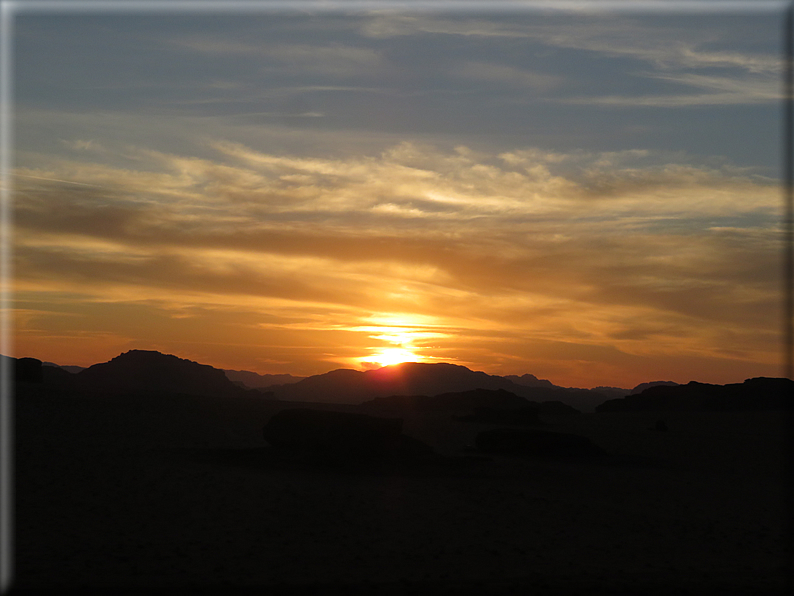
[11, 386, 792, 594]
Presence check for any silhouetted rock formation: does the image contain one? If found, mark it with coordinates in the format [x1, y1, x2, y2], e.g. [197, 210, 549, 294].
[262, 408, 429, 463]
[271, 363, 522, 404]
[596, 377, 793, 412]
[75, 350, 248, 398]
[590, 386, 631, 399]
[270, 362, 610, 411]
[224, 369, 304, 389]
[15, 357, 43, 383]
[504, 375, 629, 404]
[503, 373, 556, 389]
[629, 381, 679, 396]
[520, 387, 610, 413]
[475, 428, 606, 458]
[2, 355, 79, 394]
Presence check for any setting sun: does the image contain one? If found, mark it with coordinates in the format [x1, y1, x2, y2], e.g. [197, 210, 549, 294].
[8, 6, 789, 592]
[9, 7, 784, 390]
[368, 348, 420, 368]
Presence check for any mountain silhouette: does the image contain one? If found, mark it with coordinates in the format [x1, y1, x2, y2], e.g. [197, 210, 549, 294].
[75, 350, 248, 398]
[268, 362, 611, 411]
[596, 377, 793, 412]
[503, 373, 556, 389]
[1, 354, 79, 391]
[269, 362, 527, 404]
[43, 362, 86, 374]
[17, 350, 649, 411]
[628, 380, 679, 395]
[224, 369, 305, 389]
[7, 355, 44, 383]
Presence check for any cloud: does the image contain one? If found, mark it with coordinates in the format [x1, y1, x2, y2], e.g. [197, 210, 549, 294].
[564, 71, 780, 106]
[358, 13, 782, 106]
[451, 61, 563, 92]
[11, 12, 783, 383]
[12, 139, 782, 384]
[174, 38, 383, 77]
[61, 139, 103, 152]
[359, 14, 531, 40]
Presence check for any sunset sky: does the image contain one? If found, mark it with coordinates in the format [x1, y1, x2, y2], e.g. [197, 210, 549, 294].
[9, 2, 789, 388]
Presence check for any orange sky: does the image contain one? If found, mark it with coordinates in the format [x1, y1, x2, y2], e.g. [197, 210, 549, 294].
[8, 6, 788, 389]
[12, 141, 784, 388]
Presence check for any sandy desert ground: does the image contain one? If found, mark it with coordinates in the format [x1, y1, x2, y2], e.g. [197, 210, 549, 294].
[10, 385, 792, 594]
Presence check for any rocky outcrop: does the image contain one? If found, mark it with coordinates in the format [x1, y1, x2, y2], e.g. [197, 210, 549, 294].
[503, 373, 556, 389]
[15, 357, 43, 384]
[76, 350, 247, 398]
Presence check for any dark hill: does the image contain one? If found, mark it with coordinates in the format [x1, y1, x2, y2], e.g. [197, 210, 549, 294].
[503, 373, 555, 389]
[270, 362, 611, 411]
[596, 377, 793, 412]
[13, 356, 44, 383]
[224, 369, 304, 389]
[2, 355, 78, 393]
[271, 363, 538, 405]
[43, 362, 86, 374]
[76, 350, 247, 398]
[590, 386, 631, 399]
[629, 380, 679, 395]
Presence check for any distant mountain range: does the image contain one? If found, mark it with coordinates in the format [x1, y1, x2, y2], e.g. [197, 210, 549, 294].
[40, 360, 305, 389]
[42, 361, 86, 374]
[263, 362, 623, 412]
[30, 350, 250, 398]
[36, 353, 677, 400]
[223, 369, 305, 389]
[596, 377, 793, 412]
[22, 349, 789, 413]
[10, 350, 789, 412]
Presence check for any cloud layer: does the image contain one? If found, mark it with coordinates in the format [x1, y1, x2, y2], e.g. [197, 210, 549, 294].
[10, 8, 786, 386]
[13, 141, 782, 386]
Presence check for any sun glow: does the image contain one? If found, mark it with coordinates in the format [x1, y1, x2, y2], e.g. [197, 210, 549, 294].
[368, 347, 420, 367]
[349, 313, 441, 369]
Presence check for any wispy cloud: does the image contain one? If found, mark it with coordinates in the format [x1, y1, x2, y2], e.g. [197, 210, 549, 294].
[174, 38, 384, 77]
[60, 138, 104, 152]
[11, 11, 782, 384]
[564, 71, 780, 106]
[451, 61, 563, 92]
[12, 141, 781, 383]
[359, 13, 782, 106]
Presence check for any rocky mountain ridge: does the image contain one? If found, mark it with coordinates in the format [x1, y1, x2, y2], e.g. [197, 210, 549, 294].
[13, 350, 787, 412]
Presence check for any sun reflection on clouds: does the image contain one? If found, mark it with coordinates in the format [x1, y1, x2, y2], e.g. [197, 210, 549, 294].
[362, 348, 420, 368]
[347, 313, 456, 369]
[11, 137, 782, 386]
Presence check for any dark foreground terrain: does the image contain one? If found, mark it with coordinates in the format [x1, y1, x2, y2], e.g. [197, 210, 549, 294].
[11, 381, 792, 594]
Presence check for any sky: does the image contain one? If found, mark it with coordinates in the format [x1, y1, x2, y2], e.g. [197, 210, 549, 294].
[7, 1, 790, 388]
